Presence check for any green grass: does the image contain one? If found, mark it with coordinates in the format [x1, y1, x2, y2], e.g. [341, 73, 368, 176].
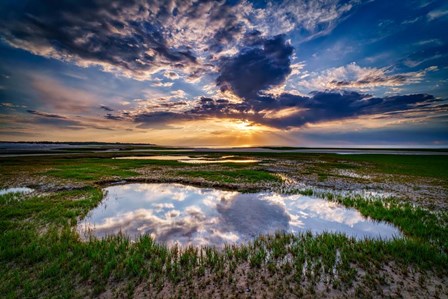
[46, 165, 137, 180]
[0, 185, 447, 297]
[340, 154, 448, 180]
[208, 152, 448, 180]
[177, 169, 280, 184]
[334, 195, 447, 254]
[42, 158, 186, 181]
[1, 153, 447, 296]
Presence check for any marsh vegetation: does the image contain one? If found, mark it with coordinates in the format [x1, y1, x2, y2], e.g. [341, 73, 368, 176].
[0, 149, 447, 297]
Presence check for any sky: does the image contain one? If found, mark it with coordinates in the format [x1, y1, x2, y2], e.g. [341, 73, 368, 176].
[0, 0, 447, 147]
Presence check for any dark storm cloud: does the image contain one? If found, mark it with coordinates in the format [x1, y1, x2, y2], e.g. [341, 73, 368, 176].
[216, 35, 294, 99]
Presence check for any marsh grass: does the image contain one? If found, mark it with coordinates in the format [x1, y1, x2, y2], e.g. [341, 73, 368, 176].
[0, 153, 447, 297]
[43, 158, 188, 181]
[339, 154, 448, 180]
[1, 186, 447, 297]
[176, 169, 280, 184]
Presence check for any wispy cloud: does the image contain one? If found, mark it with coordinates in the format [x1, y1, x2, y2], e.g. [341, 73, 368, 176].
[298, 63, 438, 90]
[25, 110, 114, 130]
[26, 110, 68, 119]
[427, 8, 448, 21]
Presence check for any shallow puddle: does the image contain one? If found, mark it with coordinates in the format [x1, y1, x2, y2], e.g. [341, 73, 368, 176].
[114, 155, 259, 164]
[78, 183, 402, 247]
[0, 187, 34, 196]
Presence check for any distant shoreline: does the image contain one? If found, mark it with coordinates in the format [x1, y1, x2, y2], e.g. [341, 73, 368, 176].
[0, 142, 447, 156]
[0, 141, 447, 151]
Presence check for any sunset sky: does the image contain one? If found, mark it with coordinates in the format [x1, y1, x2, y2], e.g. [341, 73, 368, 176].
[0, 0, 447, 147]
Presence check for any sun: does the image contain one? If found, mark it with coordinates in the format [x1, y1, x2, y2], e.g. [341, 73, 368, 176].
[233, 120, 258, 132]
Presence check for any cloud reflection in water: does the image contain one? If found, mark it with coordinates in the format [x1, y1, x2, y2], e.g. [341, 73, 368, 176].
[78, 183, 401, 247]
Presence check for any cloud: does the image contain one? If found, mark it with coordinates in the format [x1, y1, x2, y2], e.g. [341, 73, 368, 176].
[427, 9, 448, 21]
[0, 1, 199, 80]
[163, 71, 179, 80]
[255, 92, 444, 129]
[111, 30, 447, 131]
[29, 75, 98, 113]
[25, 109, 114, 130]
[400, 44, 448, 68]
[258, 0, 357, 38]
[26, 110, 67, 119]
[0, 102, 27, 109]
[298, 63, 438, 90]
[170, 89, 187, 98]
[0, 0, 358, 81]
[152, 80, 174, 87]
[217, 35, 294, 99]
[104, 113, 124, 121]
[125, 90, 447, 130]
[100, 105, 114, 112]
[1, 0, 445, 145]
[134, 111, 195, 129]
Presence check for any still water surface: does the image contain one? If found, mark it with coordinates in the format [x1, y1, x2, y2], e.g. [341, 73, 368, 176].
[114, 155, 259, 163]
[78, 183, 402, 247]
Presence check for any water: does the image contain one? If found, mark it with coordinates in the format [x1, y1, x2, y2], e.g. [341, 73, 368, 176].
[78, 183, 402, 247]
[114, 155, 259, 164]
[0, 187, 34, 196]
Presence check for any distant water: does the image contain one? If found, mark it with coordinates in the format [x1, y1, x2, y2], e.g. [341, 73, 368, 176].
[188, 148, 448, 155]
[78, 183, 402, 247]
[1, 142, 446, 156]
[0, 142, 74, 151]
[114, 155, 259, 163]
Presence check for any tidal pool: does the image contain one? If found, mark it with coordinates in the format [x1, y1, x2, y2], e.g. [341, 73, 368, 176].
[78, 183, 402, 247]
[114, 155, 259, 164]
[0, 187, 34, 195]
